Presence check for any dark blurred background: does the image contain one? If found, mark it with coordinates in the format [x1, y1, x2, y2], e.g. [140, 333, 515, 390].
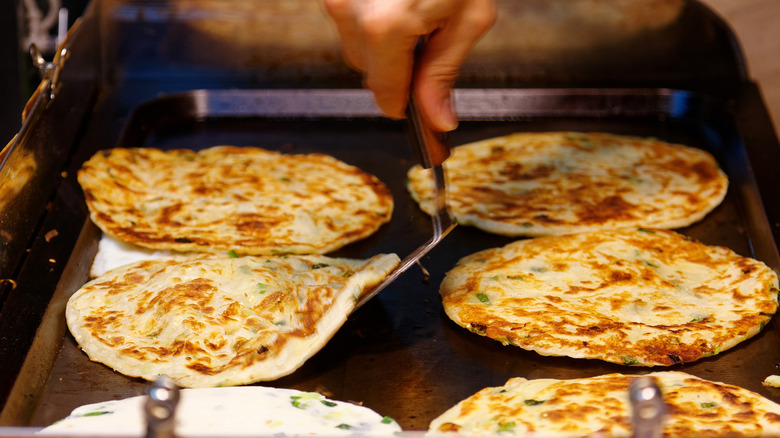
[1, 0, 89, 145]
[1, 0, 778, 145]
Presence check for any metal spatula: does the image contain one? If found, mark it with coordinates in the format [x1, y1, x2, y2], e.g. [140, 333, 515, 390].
[354, 44, 457, 310]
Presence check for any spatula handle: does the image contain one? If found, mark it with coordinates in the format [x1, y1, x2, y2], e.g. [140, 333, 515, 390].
[405, 97, 451, 168]
[405, 37, 452, 169]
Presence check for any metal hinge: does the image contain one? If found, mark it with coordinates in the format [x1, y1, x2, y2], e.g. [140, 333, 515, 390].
[145, 376, 181, 438]
[28, 41, 71, 100]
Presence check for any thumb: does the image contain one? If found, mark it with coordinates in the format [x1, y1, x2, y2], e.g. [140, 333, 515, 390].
[412, 47, 460, 133]
[411, 0, 496, 132]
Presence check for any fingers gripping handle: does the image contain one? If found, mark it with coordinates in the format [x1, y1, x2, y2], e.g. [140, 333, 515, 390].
[405, 99, 451, 168]
[405, 37, 451, 169]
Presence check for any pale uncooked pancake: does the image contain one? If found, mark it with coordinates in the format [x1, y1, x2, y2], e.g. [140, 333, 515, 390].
[66, 253, 400, 388]
[78, 146, 393, 255]
[41, 386, 401, 436]
[440, 228, 778, 366]
[89, 234, 200, 279]
[407, 132, 728, 236]
[429, 371, 780, 436]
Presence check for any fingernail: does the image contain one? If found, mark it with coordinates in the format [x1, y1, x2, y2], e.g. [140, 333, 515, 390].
[440, 95, 458, 131]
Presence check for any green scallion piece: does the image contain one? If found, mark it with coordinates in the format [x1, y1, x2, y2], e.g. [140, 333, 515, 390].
[83, 411, 112, 417]
[498, 421, 516, 432]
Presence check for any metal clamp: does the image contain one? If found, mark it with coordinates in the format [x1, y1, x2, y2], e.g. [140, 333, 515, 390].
[29, 43, 70, 100]
[145, 376, 181, 438]
[629, 376, 667, 438]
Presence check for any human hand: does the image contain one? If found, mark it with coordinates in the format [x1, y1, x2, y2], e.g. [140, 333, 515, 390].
[323, 0, 496, 132]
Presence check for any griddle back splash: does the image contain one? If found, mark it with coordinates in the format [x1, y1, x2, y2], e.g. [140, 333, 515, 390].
[98, 0, 745, 92]
[3, 0, 779, 433]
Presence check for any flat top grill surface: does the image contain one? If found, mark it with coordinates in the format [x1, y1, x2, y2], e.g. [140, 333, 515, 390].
[14, 88, 780, 431]
[3, 0, 780, 433]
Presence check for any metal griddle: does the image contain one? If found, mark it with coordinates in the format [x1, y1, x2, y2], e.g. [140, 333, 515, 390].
[3, 0, 780, 433]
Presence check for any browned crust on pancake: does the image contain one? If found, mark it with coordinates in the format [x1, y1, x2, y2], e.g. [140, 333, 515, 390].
[67, 253, 400, 387]
[429, 371, 780, 436]
[78, 146, 394, 255]
[407, 132, 728, 236]
[440, 229, 779, 366]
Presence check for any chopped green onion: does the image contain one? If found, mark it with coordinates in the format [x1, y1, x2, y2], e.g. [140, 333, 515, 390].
[623, 357, 639, 365]
[621, 174, 643, 183]
[381, 416, 395, 424]
[290, 396, 305, 409]
[476, 293, 490, 304]
[498, 421, 516, 432]
[700, 402, 718, 409]
[227, 249, 240, 258]
[311, 263, 329, 269]
[524, 399, 544, 406]
[336, 424, 352, 430]
[320, 400, 337, 407]
[634, 251, 659, 268]
[84, 411, 112, 417]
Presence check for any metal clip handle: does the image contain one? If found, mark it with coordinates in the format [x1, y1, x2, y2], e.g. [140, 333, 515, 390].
[629, 376, 667, 438]
[405, 97, 450, 169]
[29, 41, 70, 100]
[404, 38, 451, 169]
[145, 376, 180, 438]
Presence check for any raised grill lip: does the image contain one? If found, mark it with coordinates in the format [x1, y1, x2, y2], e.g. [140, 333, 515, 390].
[2, 0, 779, 432]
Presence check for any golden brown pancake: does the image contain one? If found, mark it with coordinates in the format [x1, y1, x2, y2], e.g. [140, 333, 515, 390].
[407, 132, 728, 236]
[429, 372, 780, 436]
[78, 146, 394, 255]
[66, 252, 400, 387]
[440, 228, 778, 366]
